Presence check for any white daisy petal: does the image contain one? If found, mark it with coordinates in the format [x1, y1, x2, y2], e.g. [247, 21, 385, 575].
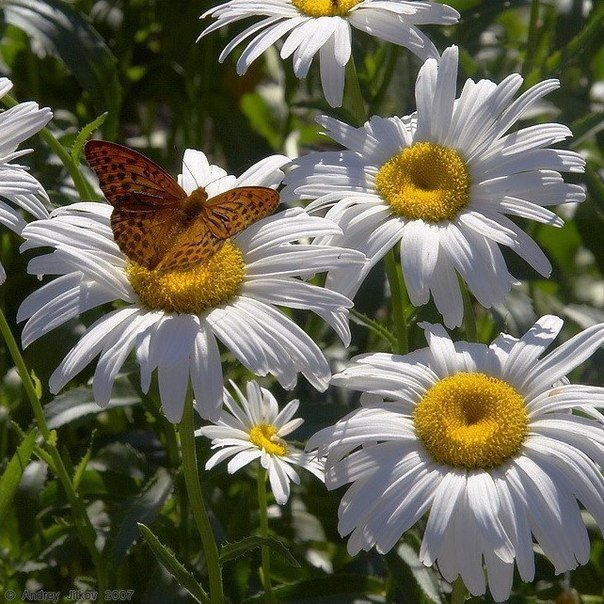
[320, 35, 346, 107]
[400, 220, 438, 306]
[20, 278, 118, 348]
[0, 81, 51, 280]
[291, 18, 335, 77]
[267, 457, 291, 504]
[217, 17, 282, 63]
[205, 445, 250, 471]
[237, 17, 307, 75]
[191, 325, 224, 421]
[484, 552, 514, 603]
[501, 315, 564, 387]
[49, 307, 142, 394]
[92, 311, 157, 406]
[493, 470, 535, 581]
[228, 448, 263, 473]
[333, 17, 352, 66]
[466, 472, 514, 563]
[523, 323, 604, 398]
[420, 470, 465, 565]
[157, 360, 191, 423]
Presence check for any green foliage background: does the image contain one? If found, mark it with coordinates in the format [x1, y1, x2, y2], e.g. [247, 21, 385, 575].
[0, 0, 603, 602]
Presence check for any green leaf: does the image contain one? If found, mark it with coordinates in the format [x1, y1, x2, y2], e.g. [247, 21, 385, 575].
[138, 523, 209, 604]
[240, 93, 280, 149]
[524, 3, 604, 86]
[29, 369, 42, 399]
[45, 382, 139, 429]
[219, 536, 300, 568]
[574, 193, 604, 273]
[585, 162, 604, 214]
[106, 467, 173, 564]
[0, 428, 37, 525]
[571, 112, 604, 147]
[243, 575, 385, 602]
[1, 0, 121, 138]
[40, 469, 139, 506]
[71, 112, 108, 164]
[394, 543, 445, 604]
[72, 429, 96, 491]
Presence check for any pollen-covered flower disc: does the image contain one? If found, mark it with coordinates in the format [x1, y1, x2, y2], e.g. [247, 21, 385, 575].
[282, 46, 586, 328]
[308, 316, 604, 601]
[84, 140, 279, 270]
[199, 0, 459, 107]
[18, 150, 364, 423]
[197, 380, 324, 504]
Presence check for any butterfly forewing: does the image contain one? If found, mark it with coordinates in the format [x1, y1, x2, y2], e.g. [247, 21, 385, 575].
[203, 187, 280, 239]
[84, 140, 187, 208]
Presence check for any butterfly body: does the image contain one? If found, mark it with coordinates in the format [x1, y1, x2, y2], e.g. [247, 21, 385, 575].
[84, 140, 280, 271]
[182, 187, 209, 220]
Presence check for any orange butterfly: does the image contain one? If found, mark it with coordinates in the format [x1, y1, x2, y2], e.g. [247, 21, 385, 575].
[84, 140, 280, 271]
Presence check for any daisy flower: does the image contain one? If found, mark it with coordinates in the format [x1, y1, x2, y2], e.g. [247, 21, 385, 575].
[282, 46, 586, 327]
[0, 77, 52, 283]
[17, 151, 364, 423]
[199, 0, 459, 107]
[308, 316, 604, 601]
[197, 379, 324, 504]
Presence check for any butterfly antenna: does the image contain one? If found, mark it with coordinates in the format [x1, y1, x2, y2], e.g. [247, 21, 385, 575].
[182, 151, 230, 195]
[182, 154, 202, 190]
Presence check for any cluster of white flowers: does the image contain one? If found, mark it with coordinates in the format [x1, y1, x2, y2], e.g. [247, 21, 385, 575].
[2, 1, 603, 601]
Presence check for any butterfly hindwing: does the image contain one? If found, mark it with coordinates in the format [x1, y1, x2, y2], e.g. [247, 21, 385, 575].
[111, 207, 180, 269]
[203, 187, 280, 239]
[155, 219, 224, 271]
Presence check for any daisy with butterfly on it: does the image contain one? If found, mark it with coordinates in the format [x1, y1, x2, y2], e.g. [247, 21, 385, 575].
[0, 77, 52, 283]
[17, 142, 365, 423]
[199, 0, 459, 108]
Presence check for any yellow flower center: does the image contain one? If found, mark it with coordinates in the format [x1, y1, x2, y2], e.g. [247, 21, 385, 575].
[413, 372, 528, 469]
[375, 142, 470, 222]
[249, 424, 287, 456]
[291, 0, 361, 17]
[127, 241, 245, 314]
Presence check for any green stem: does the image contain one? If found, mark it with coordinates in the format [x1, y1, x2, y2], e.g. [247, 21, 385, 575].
[0, 310, 48, 439]
[384, 248, 409, 355]
[459, 280, 477, 342]
[450, 577, 467, 604]
[522, 0, 540, 77]
[280, 68, 297, 152]
[369, 46, 399, 115]
[0, 309, 107, 598]
[2, 94, 98, 201]
[257, 467, 277, 603]
[179, 393, 223, 604]
[350, 308, 398, 351]
[343, 57, 368, 125]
